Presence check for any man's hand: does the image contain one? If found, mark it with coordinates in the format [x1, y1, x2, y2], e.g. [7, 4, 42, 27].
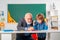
[28, 27, 34, 31]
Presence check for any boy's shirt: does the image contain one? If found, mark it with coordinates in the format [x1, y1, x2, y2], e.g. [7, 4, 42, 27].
[33, 20, 48, 38]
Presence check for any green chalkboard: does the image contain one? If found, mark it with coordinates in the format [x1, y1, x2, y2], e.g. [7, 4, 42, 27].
[8, 4, 46, 22]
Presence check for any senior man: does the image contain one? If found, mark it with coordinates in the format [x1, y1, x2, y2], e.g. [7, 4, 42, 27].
[16, 13, 34, 40]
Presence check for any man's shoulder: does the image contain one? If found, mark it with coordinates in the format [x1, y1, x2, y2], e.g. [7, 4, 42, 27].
[19, 18, 25, 22]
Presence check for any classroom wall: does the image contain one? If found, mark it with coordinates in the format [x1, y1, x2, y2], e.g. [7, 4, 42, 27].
[0, 0, 51, 29]
[0, 0, 52, 22]
[0, 0, 60, 40]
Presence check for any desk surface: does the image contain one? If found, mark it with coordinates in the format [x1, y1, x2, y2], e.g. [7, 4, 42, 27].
[0, 30, 60, 33]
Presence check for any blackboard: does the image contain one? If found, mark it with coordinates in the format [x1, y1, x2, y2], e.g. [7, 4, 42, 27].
[8, 4, 46, 22]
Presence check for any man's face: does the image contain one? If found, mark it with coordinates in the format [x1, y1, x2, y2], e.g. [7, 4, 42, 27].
[25, 14, 32, 24]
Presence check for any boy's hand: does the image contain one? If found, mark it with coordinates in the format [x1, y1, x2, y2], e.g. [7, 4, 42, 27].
[28, 27, 34, 31]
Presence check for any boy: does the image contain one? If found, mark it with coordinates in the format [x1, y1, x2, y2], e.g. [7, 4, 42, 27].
[33, 14, 48, 40]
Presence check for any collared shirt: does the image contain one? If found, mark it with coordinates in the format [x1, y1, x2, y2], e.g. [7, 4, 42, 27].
[24, 24, 31, 36]
[33, 20, 48, 38]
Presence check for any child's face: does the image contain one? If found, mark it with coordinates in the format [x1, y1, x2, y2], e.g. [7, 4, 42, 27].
[37, 20, 43, 24]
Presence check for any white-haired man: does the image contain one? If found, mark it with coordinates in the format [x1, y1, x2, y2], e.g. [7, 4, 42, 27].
[16, 13, 34, 40]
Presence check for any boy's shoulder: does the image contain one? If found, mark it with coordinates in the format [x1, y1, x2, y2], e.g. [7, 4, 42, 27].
[33, 20, 38, 23]
[33, 20, 38, 25]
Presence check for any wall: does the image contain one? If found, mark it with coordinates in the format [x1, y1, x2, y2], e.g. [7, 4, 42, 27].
[0, 0, 51, 30]
[0, 0, 60, 40]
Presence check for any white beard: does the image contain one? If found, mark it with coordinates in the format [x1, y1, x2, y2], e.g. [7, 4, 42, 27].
[27, 22, 31, 24]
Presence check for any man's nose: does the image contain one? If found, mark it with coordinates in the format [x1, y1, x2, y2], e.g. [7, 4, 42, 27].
[29, 20, 32, 22]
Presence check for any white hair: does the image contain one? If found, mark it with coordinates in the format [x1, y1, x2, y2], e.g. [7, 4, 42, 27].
[25, 13, 32, 18]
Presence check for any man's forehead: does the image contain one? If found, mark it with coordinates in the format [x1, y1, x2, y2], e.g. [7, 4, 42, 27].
[25, 13, 32, 17]
[26, 16, 32, 18]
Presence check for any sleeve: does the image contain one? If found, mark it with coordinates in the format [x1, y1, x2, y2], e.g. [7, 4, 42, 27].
[17, 19, 28, 31]
[33, 25, 37, 30]
[43, 23, 48, 30]
[33, 20, 38, 30]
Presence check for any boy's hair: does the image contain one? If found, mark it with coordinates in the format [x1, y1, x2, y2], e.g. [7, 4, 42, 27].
[36, 13, 45, 22]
